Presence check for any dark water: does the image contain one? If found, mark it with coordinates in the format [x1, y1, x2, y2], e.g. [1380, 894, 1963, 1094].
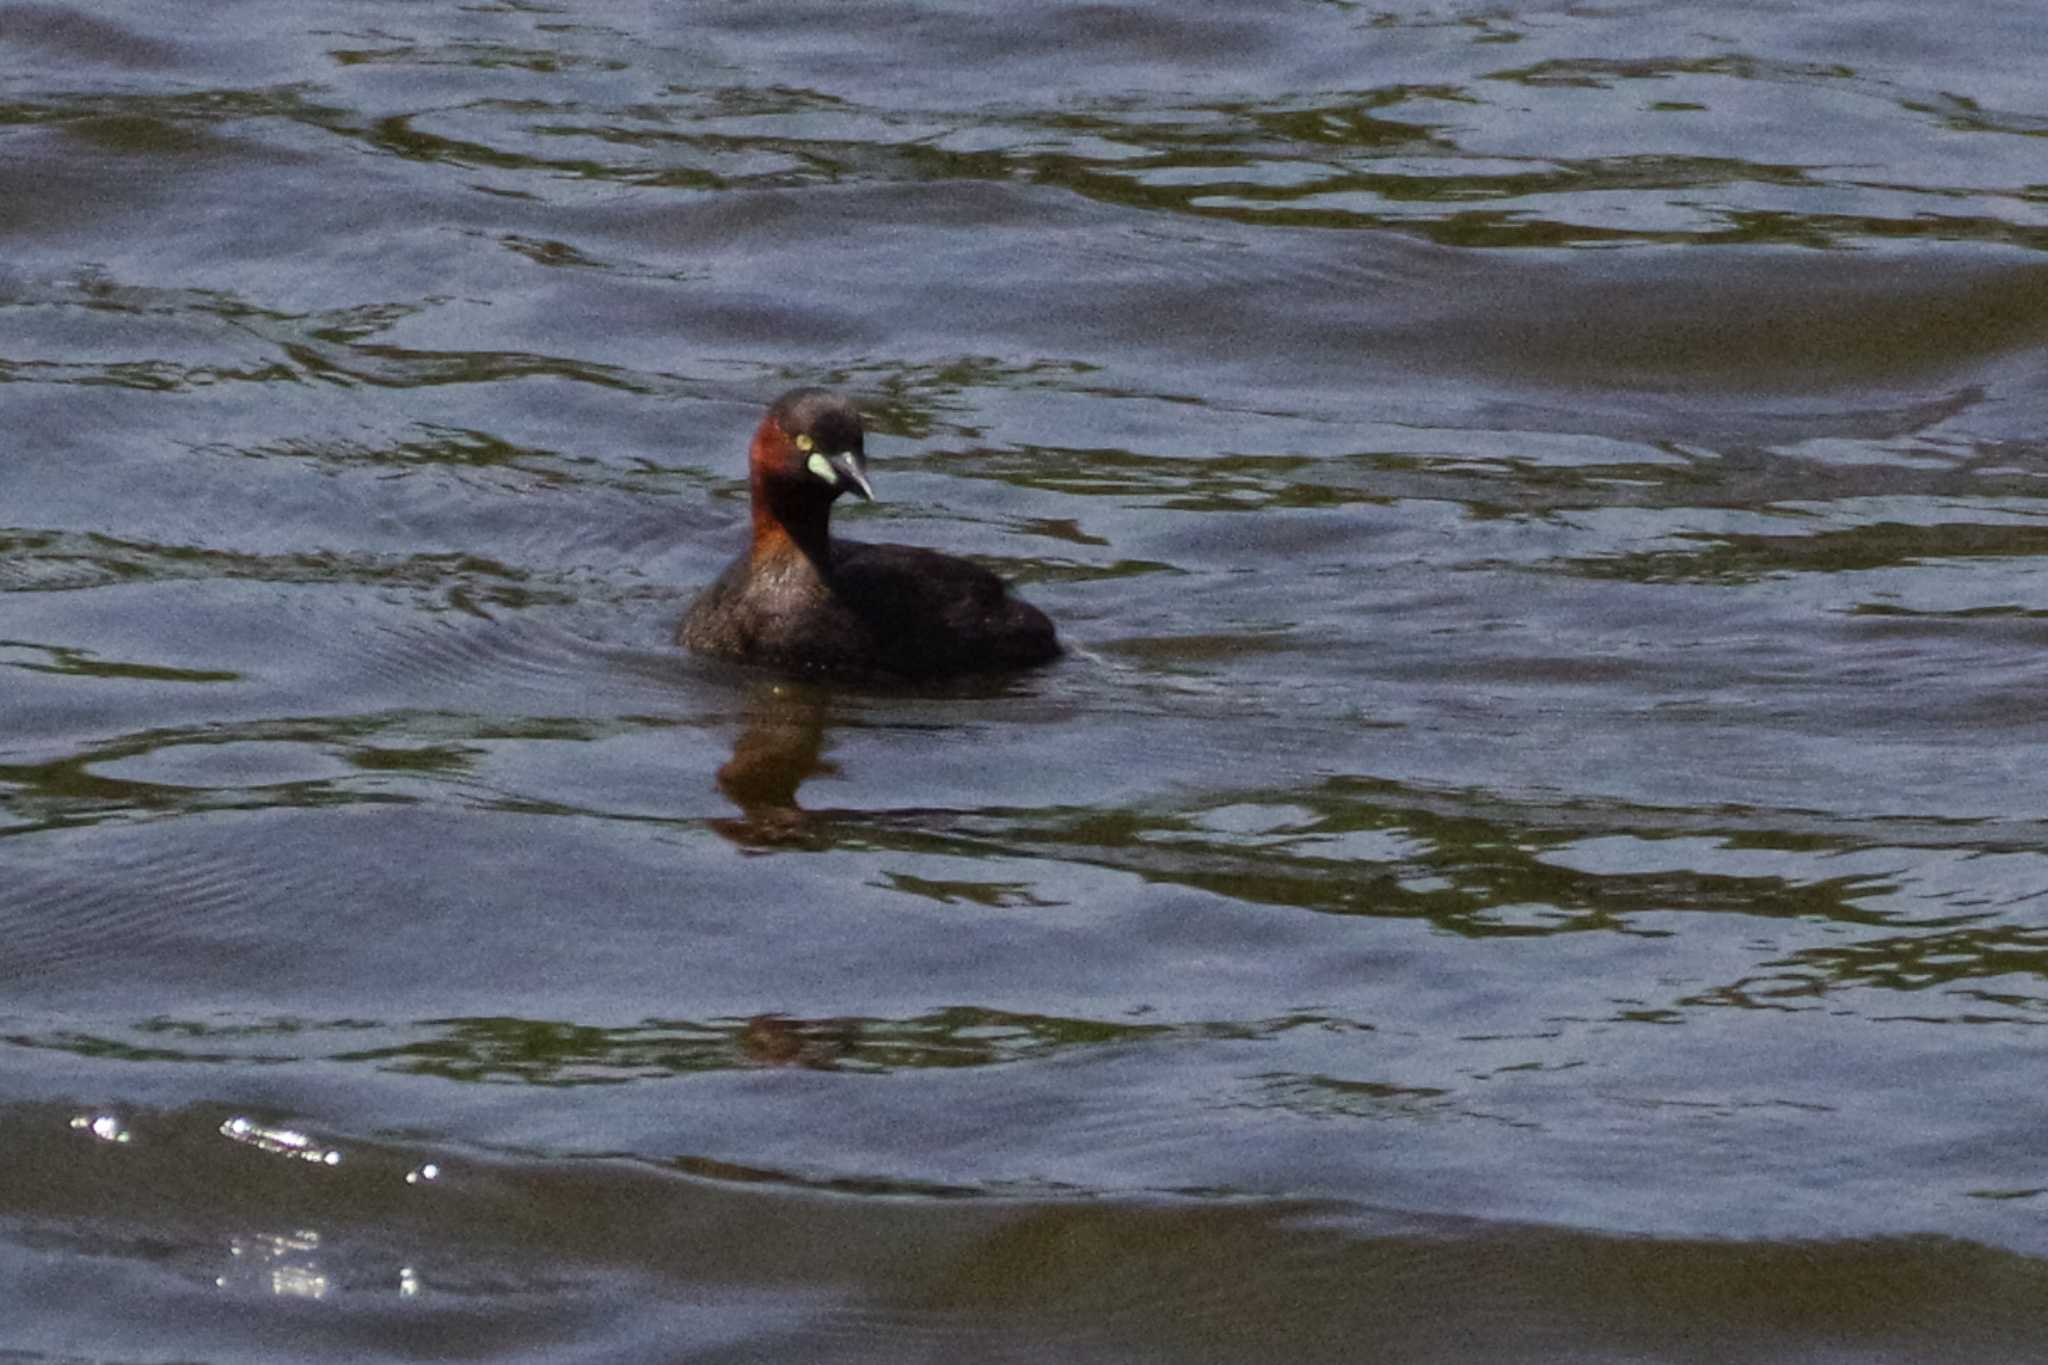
[8, 1, 2048, 1360]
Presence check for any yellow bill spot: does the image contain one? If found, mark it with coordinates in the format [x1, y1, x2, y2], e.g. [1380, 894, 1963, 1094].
[805, 451, 839, 484]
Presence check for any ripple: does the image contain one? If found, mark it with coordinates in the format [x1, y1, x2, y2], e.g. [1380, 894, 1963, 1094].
[0, 815, 323, 977]
[325, 1007, 1281, 1087]
[87, 739, 354, 790]
[345, 614, 595, 701]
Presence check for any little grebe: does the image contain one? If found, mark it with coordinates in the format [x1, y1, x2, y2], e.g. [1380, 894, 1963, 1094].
[678, 389, 1061, 679]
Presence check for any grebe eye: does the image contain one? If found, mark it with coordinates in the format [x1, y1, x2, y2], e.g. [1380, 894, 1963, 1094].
[805, 451, 839, 485]
[795, 434, 814, 452]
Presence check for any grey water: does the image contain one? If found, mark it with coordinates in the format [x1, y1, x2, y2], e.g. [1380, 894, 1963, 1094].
[7, 2, 2048, 1360]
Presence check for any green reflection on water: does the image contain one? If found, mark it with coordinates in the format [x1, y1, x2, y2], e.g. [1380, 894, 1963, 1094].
[1, 639, 238, 683]
[0, 1007, 1363, 1087]
[1571, 520, 2048, 586]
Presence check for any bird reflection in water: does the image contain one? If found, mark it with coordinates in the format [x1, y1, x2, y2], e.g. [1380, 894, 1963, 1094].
[710, 680, 838, 848]
[738, 1012, 857, 1069]
[707, 683, 863, 1065]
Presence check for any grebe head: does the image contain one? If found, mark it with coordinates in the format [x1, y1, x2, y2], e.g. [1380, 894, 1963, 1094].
[750, 388, 873, 504]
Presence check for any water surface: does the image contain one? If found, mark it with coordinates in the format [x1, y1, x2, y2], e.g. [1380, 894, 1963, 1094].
[7, 2, 2048, 1360]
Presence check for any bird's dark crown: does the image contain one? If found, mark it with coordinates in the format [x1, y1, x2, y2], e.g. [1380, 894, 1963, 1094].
[766, 388, 864, 459]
